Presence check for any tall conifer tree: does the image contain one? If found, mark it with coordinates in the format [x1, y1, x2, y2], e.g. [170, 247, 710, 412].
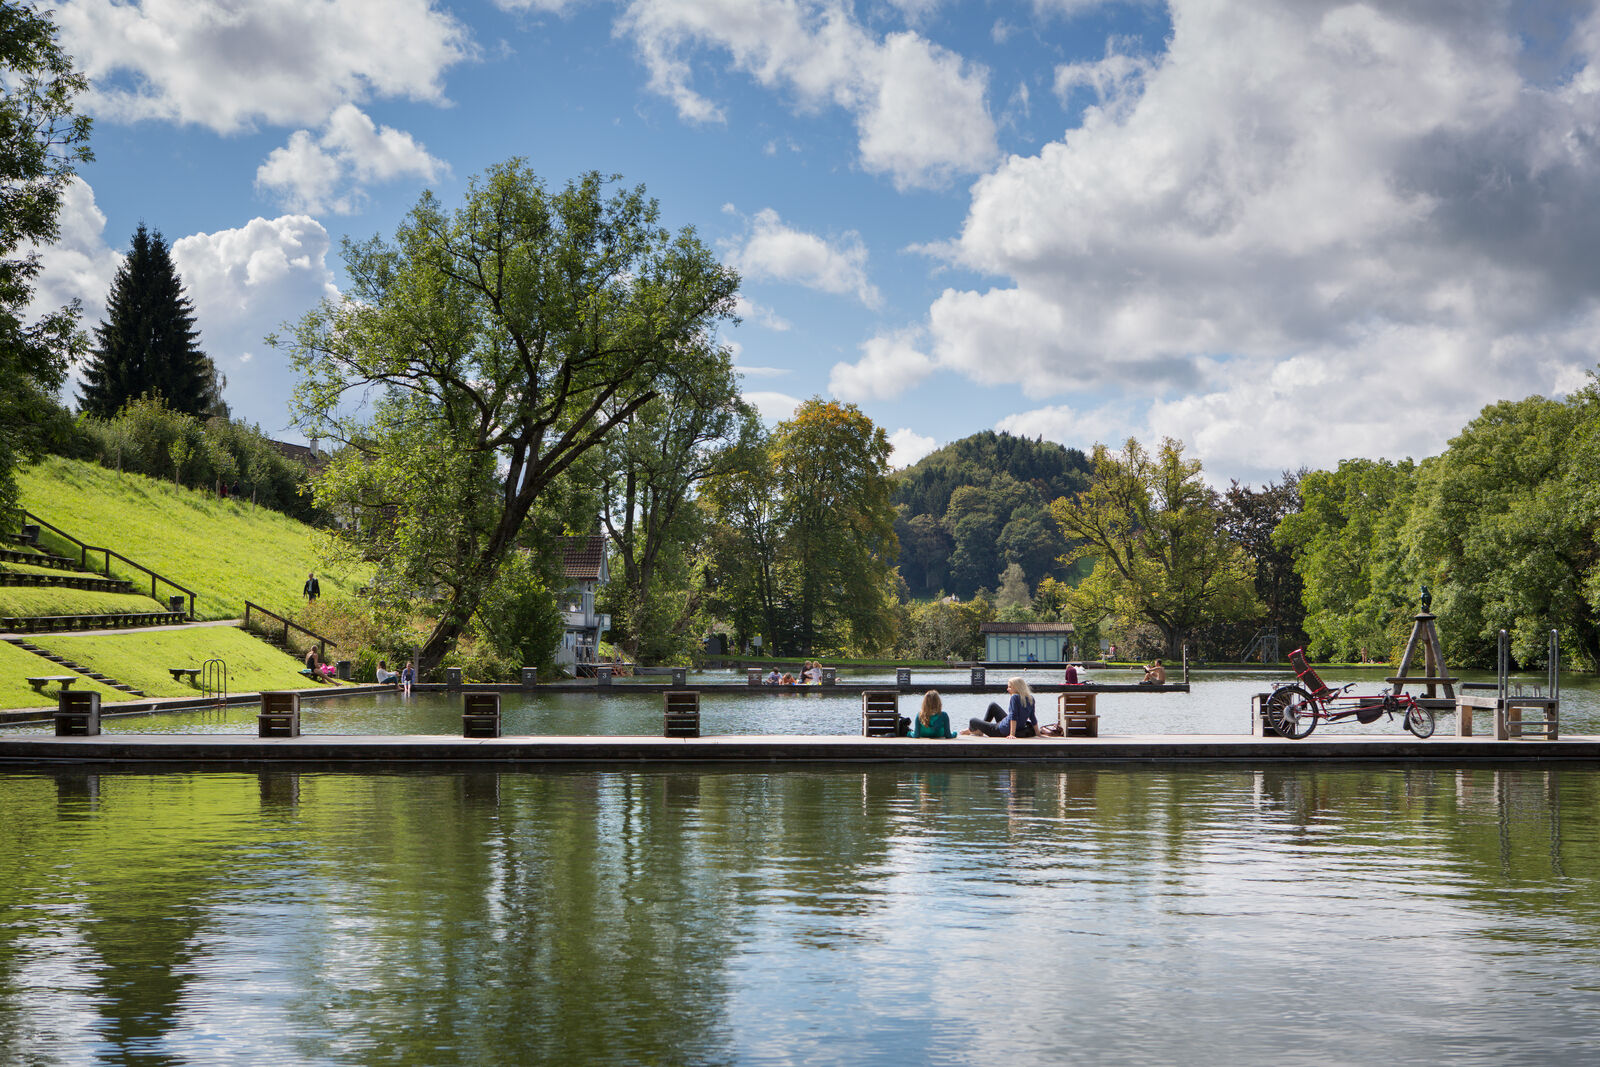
[78, 224, 226, 418]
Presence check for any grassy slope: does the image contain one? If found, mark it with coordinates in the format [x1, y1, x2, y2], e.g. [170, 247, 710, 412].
[0, 640, 123, 708]
[30, 627, 346, 700]
[0, 587, 167, 617]
[17, 456, 365, 621]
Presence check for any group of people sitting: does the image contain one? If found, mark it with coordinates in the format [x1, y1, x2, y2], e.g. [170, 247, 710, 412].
[905, 676, 1042, 739]
[764, 660, 826, 685]
[376, 659, 415, 695]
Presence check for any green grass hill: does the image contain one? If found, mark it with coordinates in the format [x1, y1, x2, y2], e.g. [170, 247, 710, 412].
[16, 456, 364, 621]
[1, 457, 367, 711]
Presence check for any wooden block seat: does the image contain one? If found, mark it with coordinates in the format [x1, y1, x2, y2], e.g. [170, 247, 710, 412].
[664, 691, 701, 737]
[862, 690, 901, 736]
[462, 692, 501, 738]
[1057, 692, 1099, 737]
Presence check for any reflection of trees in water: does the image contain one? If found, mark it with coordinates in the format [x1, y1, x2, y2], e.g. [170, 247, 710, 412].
[5, 764, 1600, 1061]
[0, 772, 260, 1065]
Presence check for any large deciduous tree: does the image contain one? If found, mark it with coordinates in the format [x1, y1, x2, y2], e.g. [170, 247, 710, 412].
[599, 355, 757, 665]
[771, 398, 899, 655]
[280, 161, 739, 673]
[0, 1, 92, 515]
[1405, 393, 1600, 671]
[78, 224, 226, 419]
[1273, 457, 1416, 662]
[704, 398, 900, 655]
[1051, 437, 1258, 657]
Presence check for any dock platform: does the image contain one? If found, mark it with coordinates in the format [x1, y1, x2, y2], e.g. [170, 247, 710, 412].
[1, 732, 1596, 767]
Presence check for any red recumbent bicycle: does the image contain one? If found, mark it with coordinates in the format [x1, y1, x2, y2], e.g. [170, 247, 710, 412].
[1265, 648, 1436, 739]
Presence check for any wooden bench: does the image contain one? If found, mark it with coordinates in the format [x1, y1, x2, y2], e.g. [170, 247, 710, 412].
[27, 675, 77, 692]
[168, 667, 201, 684]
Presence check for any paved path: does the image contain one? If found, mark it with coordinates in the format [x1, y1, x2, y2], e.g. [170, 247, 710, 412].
[2, 732, 1596, 767]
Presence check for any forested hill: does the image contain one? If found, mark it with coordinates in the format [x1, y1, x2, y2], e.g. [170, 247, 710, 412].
[893, 431, 1092, 600]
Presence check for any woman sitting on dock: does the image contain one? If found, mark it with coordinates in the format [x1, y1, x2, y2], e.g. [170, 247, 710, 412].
[962, 677, 1038, 738]
[912, 691, 955, 738]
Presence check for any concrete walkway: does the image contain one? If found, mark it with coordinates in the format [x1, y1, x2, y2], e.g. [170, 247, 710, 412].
[2, 732, 1596, 767]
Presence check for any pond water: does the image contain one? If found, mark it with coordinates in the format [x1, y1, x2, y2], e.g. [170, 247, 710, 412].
[3, 763, 1599, 1064]
[7, 666, 1600, 737]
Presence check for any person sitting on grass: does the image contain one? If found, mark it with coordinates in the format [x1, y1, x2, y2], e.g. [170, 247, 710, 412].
[961, 676, 1038, 738]
[912, 690, 955, 738]
[1141, 659, 1166, 685]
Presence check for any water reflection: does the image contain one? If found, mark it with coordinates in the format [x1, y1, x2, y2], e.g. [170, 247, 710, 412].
[1, 766, 1600, 1063]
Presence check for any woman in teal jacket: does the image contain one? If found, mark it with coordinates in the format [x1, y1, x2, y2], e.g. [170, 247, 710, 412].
[911, 690, 955, 738]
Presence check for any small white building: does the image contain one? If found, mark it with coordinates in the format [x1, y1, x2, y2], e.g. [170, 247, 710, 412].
[981, 622, 1075, 664]
[556, 534, 610, 674]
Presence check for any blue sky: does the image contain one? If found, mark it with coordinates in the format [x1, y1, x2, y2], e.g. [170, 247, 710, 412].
[30, 1, 1600, 485]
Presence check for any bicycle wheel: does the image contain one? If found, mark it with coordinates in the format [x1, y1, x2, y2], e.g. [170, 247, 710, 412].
[1405, 703, 1436, 739]
[1267, 685, 1317, 740]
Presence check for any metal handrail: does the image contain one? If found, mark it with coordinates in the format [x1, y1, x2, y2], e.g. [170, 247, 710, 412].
[15, 508, 196, 618]
[242, 600, 336, 661]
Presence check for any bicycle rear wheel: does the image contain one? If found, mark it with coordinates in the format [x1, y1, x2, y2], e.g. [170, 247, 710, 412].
[1405, 703, 1436, 739]
[1267, 685, 1317, 739]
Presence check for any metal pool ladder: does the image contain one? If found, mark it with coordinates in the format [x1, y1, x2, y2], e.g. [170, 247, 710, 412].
[201, 658, 228, 704]
[1496, 630, 1559, 740]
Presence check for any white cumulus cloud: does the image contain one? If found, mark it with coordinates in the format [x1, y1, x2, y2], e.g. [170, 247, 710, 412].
[728, 208, 881, 308]
[887, 427, 938, 469]
[27, 178, 123, 332]
[829, 327, 933, 401]
[849, 0, 1600, 482]
[256, 104, 448, 214]
[57, 0, 472, 133]
[615, 0, 997, 188]
[171, 216, 341, 434]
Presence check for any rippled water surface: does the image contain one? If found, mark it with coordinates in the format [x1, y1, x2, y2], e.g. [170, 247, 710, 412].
[3, 764, 1600, 1064]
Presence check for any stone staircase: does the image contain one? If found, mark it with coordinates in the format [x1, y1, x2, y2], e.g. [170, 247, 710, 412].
[5, 637, 144, 696]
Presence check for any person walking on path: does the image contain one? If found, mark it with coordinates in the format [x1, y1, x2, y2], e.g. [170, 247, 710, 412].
[303, 572, 321, 601]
